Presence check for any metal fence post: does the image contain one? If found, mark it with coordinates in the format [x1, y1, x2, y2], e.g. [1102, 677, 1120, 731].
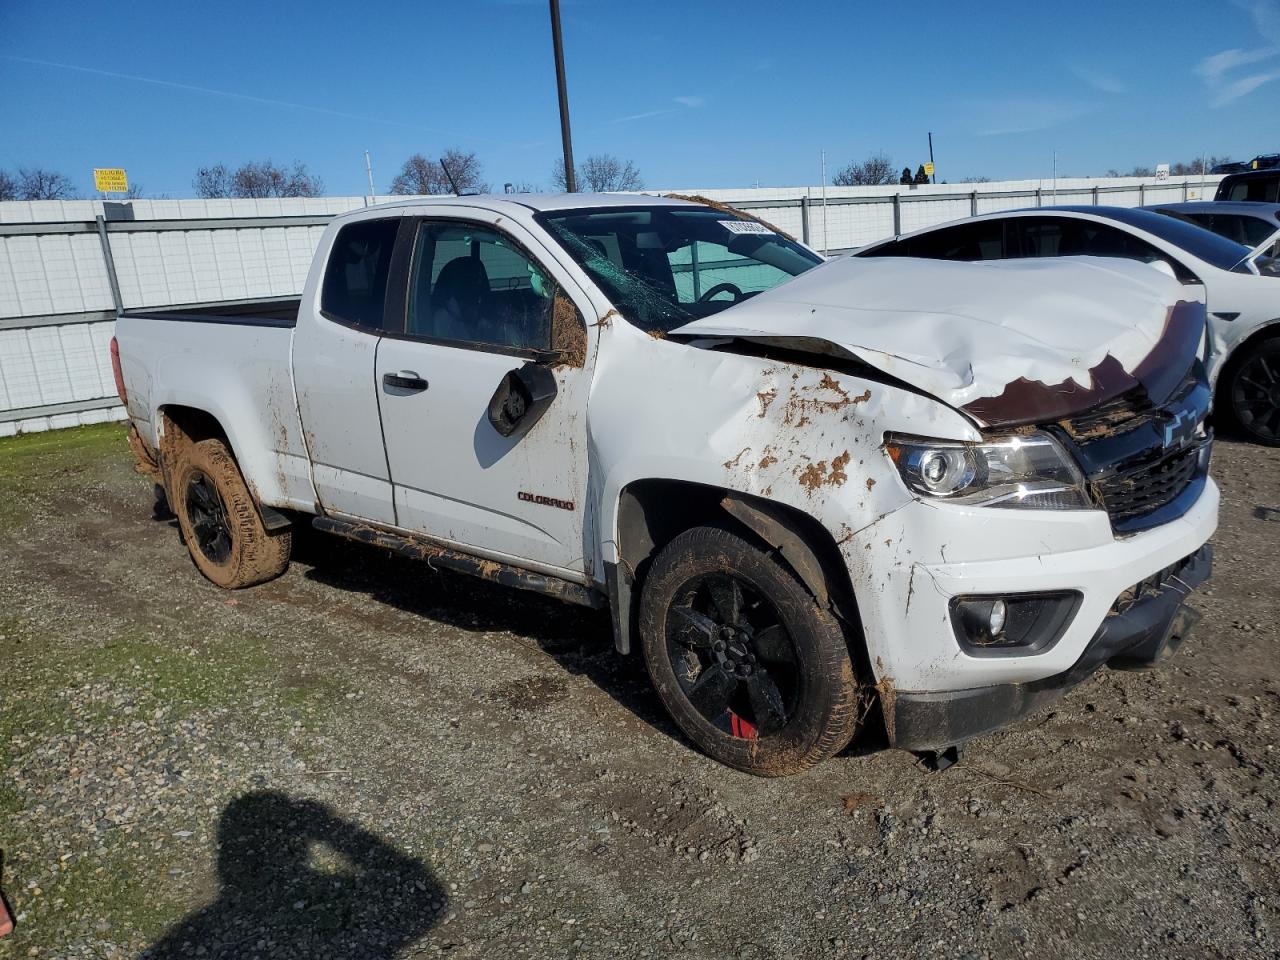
[800, 196, 811, 246]
[1092, 186, 1099, 205]
[892, 193, 901, 236]
[970, 191, 978, 216]
[1182, 180, 1189, 201]
[95, 215, 125, 316]
[1138, 183, 1145, 206]
[1035, 188, 1042, 207]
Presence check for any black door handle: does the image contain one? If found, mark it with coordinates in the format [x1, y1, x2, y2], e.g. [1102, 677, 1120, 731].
[383, 371, 428, 392]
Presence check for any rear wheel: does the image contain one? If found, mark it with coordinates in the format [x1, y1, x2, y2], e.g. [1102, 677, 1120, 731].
[1222, 335, 1280, 446]
[639, 526, 862, 776]
[171, 438, 291, 588]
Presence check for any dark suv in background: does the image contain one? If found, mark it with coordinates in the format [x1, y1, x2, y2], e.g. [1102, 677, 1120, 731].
[1216, 169, 1280, 203]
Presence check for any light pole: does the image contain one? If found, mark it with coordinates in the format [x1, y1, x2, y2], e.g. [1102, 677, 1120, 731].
[549, 0, 576, 192]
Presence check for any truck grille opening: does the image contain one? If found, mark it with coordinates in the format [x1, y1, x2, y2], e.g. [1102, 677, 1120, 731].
[1093, 442, 1202, 526]
[1058, 386, 1157, 442]
[1107, 545, 1212, 616]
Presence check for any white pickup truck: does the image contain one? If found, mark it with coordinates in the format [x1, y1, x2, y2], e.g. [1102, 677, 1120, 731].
[114, 194, 1218, 776]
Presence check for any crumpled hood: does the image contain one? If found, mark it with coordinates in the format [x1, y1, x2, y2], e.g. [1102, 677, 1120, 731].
[672, 255, 1205, 426]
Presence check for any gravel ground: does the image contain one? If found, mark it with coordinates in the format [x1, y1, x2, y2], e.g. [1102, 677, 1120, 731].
[1, 423, 1277, 960]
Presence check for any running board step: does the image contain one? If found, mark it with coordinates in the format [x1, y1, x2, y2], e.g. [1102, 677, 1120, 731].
[312, 516, 605, 609]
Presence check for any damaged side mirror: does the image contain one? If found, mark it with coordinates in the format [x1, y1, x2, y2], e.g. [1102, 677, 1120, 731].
[487, 362, 558, 438]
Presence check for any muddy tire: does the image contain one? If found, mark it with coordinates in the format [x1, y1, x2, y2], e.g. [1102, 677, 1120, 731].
[170, 438, 291, 588]
[1220, 334, 1280, 446]
[639, 526, 862, 777]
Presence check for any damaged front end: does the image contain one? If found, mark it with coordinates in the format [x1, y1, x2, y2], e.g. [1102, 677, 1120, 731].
[887, 545, 1212, 752]
[671, 252, 1218, 753]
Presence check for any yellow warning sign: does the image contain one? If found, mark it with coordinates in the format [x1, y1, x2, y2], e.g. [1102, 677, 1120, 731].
[93, 168, 129, 193]
[923, 162, 935, 177]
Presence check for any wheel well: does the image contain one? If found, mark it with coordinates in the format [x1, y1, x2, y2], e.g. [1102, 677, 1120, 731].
[610, 479, 868, 675]
[1217, 321, 1280, 400]
[156, 405, 292, 531]
[157, 405, 230, 488]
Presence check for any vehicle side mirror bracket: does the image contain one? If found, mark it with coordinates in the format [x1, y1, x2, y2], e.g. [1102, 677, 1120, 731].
[487, 362, 558, 438]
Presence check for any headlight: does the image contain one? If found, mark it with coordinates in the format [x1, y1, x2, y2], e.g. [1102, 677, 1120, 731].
[884, 431, 1091, 510]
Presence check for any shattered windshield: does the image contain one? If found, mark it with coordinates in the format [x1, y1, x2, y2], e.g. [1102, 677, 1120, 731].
[536, 206, 823, 333]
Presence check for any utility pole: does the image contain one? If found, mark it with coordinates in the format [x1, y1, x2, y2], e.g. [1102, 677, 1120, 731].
[549, 0, 576, 192]
[364, 150, 376, 199]
[820, 149, 828, 256]
[928, 132, 936, 184]
[1052, 150, 1057, 202]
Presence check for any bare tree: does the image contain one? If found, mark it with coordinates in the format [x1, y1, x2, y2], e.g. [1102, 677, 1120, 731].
[832, 153, 896, 186]
[552, 154, 643, 192]
[550, 158, 572, 192]
[232, 160, 323, 198]
[0, 170, 16, 201]
[389, 149, 487, 195]
[194, 161, 322, 198]
[193, 164, 233, 198]
[1105, 165, 1154, 178]
[438, 148, 487, 193]
[16, 168, 76, 200]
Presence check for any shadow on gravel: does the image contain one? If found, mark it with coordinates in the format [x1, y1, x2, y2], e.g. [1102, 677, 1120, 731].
[291, 527, 682, 741]
[141, 791, 443, 960]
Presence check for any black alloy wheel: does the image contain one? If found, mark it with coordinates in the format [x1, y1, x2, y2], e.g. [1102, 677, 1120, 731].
[666, 572, 800, 740]
[1230, 338, 1280, 444]
[185, 469, 232, 564]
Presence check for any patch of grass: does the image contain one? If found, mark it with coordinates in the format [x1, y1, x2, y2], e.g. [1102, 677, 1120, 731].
[82, 630, 275, 710]
[0, 422, 128, 481]
[0, 422, 132, 525]
[5, 832, 191, 950]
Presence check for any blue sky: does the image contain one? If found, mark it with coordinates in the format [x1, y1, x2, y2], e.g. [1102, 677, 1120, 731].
[2, 0, 1279, 197]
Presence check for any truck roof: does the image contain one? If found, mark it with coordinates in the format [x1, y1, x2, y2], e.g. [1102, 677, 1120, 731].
[364, 192, 700, 215]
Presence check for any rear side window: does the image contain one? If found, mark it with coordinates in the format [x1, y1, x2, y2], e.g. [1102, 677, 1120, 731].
[1226, 176, 1280, 202]
[910, 220, 1005, 260]
[1009, 217, 1201, 283]
[1181, 213, 1278, 249]
[321, 218, 400, 330]
[863, 221, 1005, 260]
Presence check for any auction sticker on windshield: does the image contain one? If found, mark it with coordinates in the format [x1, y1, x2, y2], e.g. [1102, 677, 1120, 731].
[720, 220, 773, 235]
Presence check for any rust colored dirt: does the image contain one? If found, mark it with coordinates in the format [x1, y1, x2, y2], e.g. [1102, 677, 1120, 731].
[552, 293, 587, 368]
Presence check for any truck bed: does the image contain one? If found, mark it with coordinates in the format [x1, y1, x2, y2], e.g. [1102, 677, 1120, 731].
[115, 297, 316, 514]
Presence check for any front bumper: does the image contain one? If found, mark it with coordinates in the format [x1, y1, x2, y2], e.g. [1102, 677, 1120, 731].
[887, 544, 1212, 751]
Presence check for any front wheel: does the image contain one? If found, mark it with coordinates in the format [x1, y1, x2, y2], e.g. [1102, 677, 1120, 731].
[638, 526, 863, 776]
[1222, 335, 1280, 446]
[170, 438, 291, 588]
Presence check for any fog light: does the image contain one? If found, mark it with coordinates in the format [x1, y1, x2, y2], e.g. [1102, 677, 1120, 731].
[988, 599, 1007, 637]
[950, 592, 1081, 657]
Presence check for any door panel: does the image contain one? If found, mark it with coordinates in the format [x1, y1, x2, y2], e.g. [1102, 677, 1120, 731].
[378, 341, 587, 570]
[294, 215, 402, 524]
[376, 213, 594, 576]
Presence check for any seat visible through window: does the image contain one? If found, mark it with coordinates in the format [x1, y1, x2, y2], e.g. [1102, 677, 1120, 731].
[406, 222, 557, 352]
